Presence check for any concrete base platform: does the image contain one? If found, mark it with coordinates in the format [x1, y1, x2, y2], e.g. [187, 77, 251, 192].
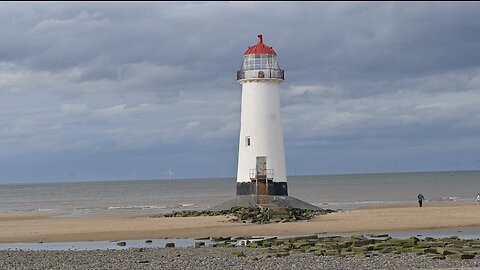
[210, 195, 321, 211]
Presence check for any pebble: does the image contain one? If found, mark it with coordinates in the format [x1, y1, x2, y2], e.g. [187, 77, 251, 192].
[1, 247, 479, 270]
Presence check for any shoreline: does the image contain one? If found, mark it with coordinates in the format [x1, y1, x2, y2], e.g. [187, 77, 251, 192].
[0, 201, 479, 244]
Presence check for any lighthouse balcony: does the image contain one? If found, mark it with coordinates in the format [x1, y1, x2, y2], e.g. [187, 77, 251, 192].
[249, 169, 274, 180]
[237, 69, 284, 81]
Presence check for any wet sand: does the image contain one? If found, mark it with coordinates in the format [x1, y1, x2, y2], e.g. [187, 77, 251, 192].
[0, 201, 479, 243]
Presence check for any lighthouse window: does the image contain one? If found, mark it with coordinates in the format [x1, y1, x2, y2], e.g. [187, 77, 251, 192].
[242, 54, 280, 70]
[246, 136, 251, 147]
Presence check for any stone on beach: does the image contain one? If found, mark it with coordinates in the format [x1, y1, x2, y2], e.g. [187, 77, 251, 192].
[237, 234, 480, 262]
[1, 242, 479, 270]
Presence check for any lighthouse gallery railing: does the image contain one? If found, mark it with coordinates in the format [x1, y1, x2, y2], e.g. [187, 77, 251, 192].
[237, 69, 284, 81]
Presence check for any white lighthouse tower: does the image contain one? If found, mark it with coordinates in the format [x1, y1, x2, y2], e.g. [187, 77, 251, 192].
[236, 35, 288, 198]
[212, 35, 319, 210]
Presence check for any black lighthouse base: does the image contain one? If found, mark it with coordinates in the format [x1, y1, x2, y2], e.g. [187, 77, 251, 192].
[215, 178, 319, 210]
[236, 181, 288, 196]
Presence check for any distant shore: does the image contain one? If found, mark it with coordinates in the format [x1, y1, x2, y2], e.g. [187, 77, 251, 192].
[0, 201, 479, 244]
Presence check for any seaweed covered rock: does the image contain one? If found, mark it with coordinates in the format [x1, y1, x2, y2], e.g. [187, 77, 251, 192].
[151, 206, 335, 224]
[240, 235, 480, 260]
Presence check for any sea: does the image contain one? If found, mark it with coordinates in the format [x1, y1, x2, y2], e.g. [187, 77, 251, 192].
[1, 170, 479, 217]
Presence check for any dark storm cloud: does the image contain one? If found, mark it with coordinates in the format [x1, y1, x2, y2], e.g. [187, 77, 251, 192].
[0, 2, 480, 182]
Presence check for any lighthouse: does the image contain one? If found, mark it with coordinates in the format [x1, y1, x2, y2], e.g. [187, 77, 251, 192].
[236, 35, 288, 198]
[212, 35, 319, 210]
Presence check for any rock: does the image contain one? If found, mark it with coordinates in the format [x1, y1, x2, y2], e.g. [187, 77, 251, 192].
[232, 251, 246, 257]
[367, 234, 389, 238]
[165, 243, 175, 248]
[278, 244, 293, 251]
[313, 250, 326, 256]
[446, 253, 475, 260]
[417, 242, 446, 248]
[326, 249, 340, 256]
[352, 247, 367, 253]
[341, 250, 355, 256]
[387, 238, 416, 248]
[116, 242, 126, 247]
[305, 247, 320, 253]
[145, 240, 153, 244]
[339, 241, 354, 248]
[261, 241, 272, 248]
[212, 237, 231, 242]
[374, 242, 397, 249]
[379, 247, 395, 254]
[318, 235, 343, 242]
[436, 247, 460, 255]
[291, 235, 318, 241]
[323, 243, 342, 250]
[293, 240, 315, 249]
[132, 248, 145, 252]
[423, 248, 439, 254]
[355, 252, 371, 257]
[426, 254, 446, 260]
[273, 252, 290, 257]
[194, 237, 210, 240]
[402, 238, 418, 248]
[155, 206, 335, 223]
[409, 236, 420, 244]
[195, 242, 205, 248]
[351, 235, 365, 240]
[352, 239, 375, 247]
[412, 248, 426, 255]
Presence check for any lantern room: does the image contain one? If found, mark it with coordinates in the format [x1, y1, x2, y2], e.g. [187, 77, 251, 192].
[237, 35, 285, 82]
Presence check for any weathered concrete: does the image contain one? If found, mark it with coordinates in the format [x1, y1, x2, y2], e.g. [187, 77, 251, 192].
[210, 195, 321, 211]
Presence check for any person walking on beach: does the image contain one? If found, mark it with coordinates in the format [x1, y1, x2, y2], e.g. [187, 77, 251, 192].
[476, 193, 480, 205]
[417, 193, 425, 207]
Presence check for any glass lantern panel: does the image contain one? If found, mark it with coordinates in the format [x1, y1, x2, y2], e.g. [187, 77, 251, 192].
[242, 54, 280, 70]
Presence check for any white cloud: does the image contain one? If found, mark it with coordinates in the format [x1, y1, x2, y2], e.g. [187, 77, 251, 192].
[31, 10, 109, 33]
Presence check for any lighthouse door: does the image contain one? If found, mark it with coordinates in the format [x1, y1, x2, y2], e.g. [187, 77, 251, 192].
[255, 156, 268, 196]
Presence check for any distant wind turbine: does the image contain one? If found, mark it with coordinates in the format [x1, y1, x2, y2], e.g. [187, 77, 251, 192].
[165, 168, 175, 180]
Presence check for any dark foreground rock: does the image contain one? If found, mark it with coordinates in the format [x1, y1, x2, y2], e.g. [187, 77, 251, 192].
[151, 206, 335, 224]
[240, 235, 480, 262]
[1, 247, 480, 270]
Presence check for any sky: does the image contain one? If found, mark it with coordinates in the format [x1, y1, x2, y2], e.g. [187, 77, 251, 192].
[1, 2, 480, 183]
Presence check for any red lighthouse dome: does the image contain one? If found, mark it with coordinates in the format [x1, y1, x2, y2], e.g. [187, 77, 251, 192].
[244, 35, 277, 55]
[237, 34, 284, 81]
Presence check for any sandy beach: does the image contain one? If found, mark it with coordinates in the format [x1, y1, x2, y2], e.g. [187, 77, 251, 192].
[0, 201, 479, 244]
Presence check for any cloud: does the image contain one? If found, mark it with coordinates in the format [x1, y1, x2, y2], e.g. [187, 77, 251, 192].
[284, 67, 480, 139]
[0, 2, 480, 182]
